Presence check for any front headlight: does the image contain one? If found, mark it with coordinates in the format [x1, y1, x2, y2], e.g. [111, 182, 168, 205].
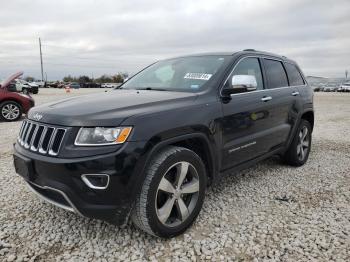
[75, 127, 132, 146]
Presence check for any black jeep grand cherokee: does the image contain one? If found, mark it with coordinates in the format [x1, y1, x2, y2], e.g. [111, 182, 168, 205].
[13, 50, 314, 238]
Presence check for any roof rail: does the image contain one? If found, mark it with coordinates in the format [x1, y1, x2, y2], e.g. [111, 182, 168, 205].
[243, 49, 256, 51]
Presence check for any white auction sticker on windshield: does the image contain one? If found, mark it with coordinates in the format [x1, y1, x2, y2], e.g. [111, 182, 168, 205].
[184, 73, 212, 80]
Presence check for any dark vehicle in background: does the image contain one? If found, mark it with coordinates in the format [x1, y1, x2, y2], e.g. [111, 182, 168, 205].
[48, 82, 59, 88]
[0, 72, 35, 121]
[80, 82, 102, 88]
[323, 86, 336, 92]
[13, 50, 314, 238]
[312, 86, 321, 92]
[66, 82, 80, 89]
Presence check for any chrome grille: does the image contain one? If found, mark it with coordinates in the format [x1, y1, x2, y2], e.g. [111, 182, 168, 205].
[18, 120, 66, 156]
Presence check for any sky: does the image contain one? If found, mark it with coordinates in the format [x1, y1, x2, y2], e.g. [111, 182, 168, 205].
[0, 0, 349, 80]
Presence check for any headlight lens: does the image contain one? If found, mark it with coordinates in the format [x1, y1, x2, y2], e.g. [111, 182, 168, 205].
[75, 127, 132, 146]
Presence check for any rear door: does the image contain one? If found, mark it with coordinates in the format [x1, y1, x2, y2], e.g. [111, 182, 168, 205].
[260, 58, 300, 150]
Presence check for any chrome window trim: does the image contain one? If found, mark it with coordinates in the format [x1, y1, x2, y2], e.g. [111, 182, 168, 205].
[220, 55, 307, 98]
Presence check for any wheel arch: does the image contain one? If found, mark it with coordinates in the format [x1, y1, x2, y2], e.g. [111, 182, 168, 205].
[144, 133, 218, 185]
[301, 110, 314, 131]
[0, 99, 23, 110]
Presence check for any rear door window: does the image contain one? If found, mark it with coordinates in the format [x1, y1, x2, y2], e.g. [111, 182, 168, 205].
[284, 63, 305, 86]
[263, 59, 289, 89]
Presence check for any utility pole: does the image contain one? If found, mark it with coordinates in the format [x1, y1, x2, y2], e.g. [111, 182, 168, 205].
[346, 70, 348, 79]
[39, 38, 44, 82]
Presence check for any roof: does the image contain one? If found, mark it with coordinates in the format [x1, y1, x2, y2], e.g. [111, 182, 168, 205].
[164, 50, 298, 65]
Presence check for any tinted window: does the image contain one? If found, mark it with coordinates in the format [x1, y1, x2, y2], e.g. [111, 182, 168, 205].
[285, 63, 305, 86]
[264, 59, 288, 89]
[226, 57, 264, 90]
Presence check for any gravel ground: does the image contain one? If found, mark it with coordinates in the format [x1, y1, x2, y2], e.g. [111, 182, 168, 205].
[0, 89, 349, 261]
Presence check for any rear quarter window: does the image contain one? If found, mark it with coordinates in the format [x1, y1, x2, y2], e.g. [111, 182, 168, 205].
[285, 63, 305, 86]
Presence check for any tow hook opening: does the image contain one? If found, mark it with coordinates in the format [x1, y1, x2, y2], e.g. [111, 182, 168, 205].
[81, 174, 110, 190]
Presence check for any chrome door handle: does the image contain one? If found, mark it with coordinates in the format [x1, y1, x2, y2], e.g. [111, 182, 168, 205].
[292, 91, 300, 96]
[261, 96, 272, 102]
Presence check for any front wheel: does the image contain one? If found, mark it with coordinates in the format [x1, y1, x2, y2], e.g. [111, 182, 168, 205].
[131, 146, 207, 238]
[22, 88, 29, 94]
[283, 119, 312, 166]
[0, 101, 22, 121]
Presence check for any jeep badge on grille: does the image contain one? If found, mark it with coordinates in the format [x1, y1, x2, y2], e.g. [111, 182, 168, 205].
[33, 113, 43, 121]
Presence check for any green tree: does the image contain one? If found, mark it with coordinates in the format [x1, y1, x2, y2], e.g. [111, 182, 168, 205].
[96, 74, 113, 83]
[63, 75, 75, 82]
[113, 74, 124, 83]
[78, 75, 91, 83]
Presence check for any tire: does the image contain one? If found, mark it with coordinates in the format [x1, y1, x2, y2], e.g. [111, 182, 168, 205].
[283, 119, 312, 166]
[131, 146, 207, 238]
[22, 88, 29, 95]
[0, 101, 23, 122]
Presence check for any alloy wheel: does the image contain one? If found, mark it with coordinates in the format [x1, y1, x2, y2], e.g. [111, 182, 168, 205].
[297, 126, 309, 161]
[155, 161, 200, 227]
[2, 104, 20, 120]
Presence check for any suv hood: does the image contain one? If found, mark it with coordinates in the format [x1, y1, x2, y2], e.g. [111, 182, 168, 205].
[0, 71, 23, 89]
[28, 89, 198, 126]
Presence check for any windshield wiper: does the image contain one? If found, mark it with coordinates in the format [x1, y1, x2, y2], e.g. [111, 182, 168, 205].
[136, 87, 168, 91]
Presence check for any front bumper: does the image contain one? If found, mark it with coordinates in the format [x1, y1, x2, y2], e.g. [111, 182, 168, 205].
[13, 141, 148, 225]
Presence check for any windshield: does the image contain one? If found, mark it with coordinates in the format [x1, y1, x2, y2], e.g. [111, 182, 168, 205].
[122, 55, 229, 92]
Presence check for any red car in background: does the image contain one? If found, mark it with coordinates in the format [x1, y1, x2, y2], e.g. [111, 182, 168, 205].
[0, 72, 35, 121]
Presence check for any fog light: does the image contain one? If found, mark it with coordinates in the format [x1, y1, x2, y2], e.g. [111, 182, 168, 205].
[81, 174, 110, 190]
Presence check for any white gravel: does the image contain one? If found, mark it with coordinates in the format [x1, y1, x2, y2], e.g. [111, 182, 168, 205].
[0, 89, 349, 261]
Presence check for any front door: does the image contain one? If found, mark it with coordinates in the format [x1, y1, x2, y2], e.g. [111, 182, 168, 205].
[221, 57, 271, 169]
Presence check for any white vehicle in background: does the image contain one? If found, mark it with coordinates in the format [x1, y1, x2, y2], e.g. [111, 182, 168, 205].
[339, 82, 350, 92]
[32, 80, 46, 88]
[101, 83, 121, 88]
[15, 79, 39, 94]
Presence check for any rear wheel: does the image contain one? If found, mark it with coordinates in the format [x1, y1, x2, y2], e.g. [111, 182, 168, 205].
[283, 119, 312, 166]
[0, 101, 22, 121]
[131, 146, 206, 238]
